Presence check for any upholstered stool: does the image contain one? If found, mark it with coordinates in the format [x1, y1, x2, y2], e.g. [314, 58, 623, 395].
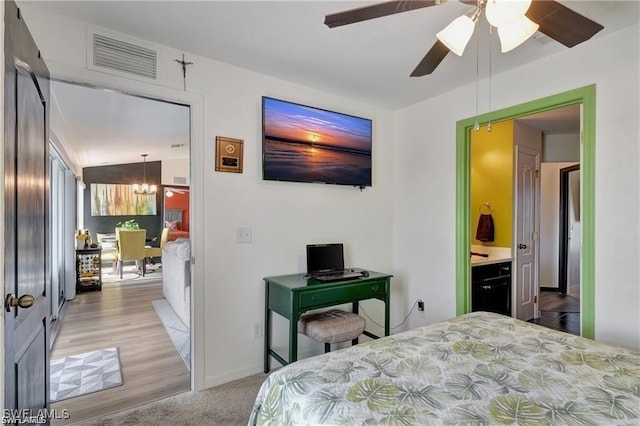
[298, 309, 366, 353]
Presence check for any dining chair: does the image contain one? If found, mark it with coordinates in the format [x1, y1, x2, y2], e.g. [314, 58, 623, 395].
[144, 227, 170, 260]
[96, 232, 118, 272]
[116, 229, 147, 278]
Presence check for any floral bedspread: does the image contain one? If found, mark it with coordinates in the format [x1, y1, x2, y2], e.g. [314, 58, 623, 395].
[250, 311, 639, 425]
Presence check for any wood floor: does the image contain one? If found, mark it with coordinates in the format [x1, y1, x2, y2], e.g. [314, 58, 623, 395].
[539, 290, 580, 312]
[529, 290, 581, 335]
[50, 275, 190, 425]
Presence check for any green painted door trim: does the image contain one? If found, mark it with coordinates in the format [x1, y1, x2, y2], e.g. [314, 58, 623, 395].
[456, 85, 595, 340]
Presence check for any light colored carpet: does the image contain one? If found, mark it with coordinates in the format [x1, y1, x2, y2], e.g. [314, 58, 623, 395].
[50, 348, 122, 403]
[152, 299, 190, 370]
[77, 372, 268, 426]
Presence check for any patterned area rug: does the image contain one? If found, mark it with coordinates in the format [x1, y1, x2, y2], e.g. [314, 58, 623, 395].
[152, 299, 191, 370]
[50, 347, 122, 403]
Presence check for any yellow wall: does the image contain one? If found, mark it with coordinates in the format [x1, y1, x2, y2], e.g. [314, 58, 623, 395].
[470, 120, 513, 247]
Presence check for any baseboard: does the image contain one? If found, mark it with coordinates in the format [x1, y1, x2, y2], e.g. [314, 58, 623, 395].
[49, 302, 69, 349]
[203, 365, 265, 390]
[540, 287, 561, 292]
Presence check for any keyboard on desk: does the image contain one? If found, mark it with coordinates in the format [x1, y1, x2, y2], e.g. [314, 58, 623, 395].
[313, 270, 362, 283]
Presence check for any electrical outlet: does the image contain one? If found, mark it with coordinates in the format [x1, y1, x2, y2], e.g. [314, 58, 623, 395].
[236, 227, 252, 243]
[418, 299, 424, 312]
[252, 321, 263, 339]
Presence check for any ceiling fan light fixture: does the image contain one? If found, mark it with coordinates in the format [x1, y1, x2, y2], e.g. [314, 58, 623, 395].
[485, 0, 532, 28]
[436, 15, 476, 56]
[325, 0, 604, 76]
[497, 16, 539, 52]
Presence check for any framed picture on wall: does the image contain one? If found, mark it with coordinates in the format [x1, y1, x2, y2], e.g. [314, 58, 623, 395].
[215, 136, 244, 173]
[90, 183, 157, 216]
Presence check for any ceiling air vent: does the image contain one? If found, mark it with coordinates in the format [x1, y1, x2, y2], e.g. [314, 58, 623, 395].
[92, 33, 157, 79]
[173, 176, 188, 185]
[173, 176, 187, 185]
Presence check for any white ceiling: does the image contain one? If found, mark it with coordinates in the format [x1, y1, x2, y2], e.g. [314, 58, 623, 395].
[51, 81, 190, 168]
[23, 1, 637, 167]
[25, 1, 639, 109]
[517, 104, 581, 134]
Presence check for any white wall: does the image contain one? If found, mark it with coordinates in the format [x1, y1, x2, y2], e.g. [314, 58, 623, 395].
[17, 7, 396, 388]
[395, 24, 640, 350]
[542, 133, 580, 163]
[539, 162, 577, 288]
[161, 158, 190, 187]
[50, 98, 82, 175]
[567, 170, 581, 297]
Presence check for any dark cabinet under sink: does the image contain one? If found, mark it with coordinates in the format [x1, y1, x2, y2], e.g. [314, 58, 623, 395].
[472, 261, 511, 316]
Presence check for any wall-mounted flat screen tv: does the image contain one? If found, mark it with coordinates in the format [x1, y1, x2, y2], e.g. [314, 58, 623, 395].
[262, 96, 372, 187]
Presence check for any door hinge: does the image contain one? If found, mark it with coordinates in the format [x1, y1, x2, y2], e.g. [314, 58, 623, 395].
[534, 295, 538, 304]
[535, 169, 540, 178]
[532, 232, 538, 241]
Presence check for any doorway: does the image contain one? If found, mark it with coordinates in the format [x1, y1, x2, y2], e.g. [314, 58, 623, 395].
[163, 186, 190, 240]
[456, 85, 595, 339]
[559, 164, 581, 297]
[530, 163, 581, 334]
[48, 81, 192, 422]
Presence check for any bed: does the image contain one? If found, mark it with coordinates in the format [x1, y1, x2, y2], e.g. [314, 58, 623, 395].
[250, 311, 639, 425]
[164, 208, 190, 242]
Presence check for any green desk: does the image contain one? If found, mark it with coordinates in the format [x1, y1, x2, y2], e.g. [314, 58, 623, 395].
[263, 269, 392, 373]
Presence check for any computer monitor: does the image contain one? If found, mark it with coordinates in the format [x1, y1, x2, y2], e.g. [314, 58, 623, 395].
[306, 243, 344, 274]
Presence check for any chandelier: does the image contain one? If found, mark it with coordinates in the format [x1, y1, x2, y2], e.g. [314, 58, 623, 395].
[132, 154, 157, 195]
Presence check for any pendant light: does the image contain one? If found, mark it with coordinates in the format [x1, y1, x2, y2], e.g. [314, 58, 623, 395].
[132, 154, 157, 195]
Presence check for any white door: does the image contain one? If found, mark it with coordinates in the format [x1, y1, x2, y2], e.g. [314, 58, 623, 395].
[515, 146, 540, 321]
[567, 169, 581, 298]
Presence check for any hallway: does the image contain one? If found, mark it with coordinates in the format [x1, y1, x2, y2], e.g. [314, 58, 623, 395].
[51, 276, 190, 424]
[529, 290, 580, 336]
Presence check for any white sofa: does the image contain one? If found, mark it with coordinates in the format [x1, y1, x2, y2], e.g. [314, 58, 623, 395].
[162, 238, 191, 326]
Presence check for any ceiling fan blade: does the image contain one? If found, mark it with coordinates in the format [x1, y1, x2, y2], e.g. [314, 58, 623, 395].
[325, 0, 439, 28]
[410, 40, 450, 77]
[526, 0, 604, 48]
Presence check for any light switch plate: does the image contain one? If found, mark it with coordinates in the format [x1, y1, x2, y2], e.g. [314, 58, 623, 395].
[236, 227, 252, 243]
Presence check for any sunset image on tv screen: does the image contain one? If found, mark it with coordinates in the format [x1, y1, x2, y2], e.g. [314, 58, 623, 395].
[262, 97, 372, 186]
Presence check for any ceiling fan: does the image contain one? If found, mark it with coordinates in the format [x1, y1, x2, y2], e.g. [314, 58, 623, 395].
[164, 187, 189, 197]
[324, 0, 604, 76]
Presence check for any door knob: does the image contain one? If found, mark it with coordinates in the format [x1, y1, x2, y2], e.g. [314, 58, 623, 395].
[518, 244, 528, 249]
[5, 294, 35, 312]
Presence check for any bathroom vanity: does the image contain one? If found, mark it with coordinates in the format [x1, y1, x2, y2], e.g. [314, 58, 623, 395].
[470, 246, 512, 316]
